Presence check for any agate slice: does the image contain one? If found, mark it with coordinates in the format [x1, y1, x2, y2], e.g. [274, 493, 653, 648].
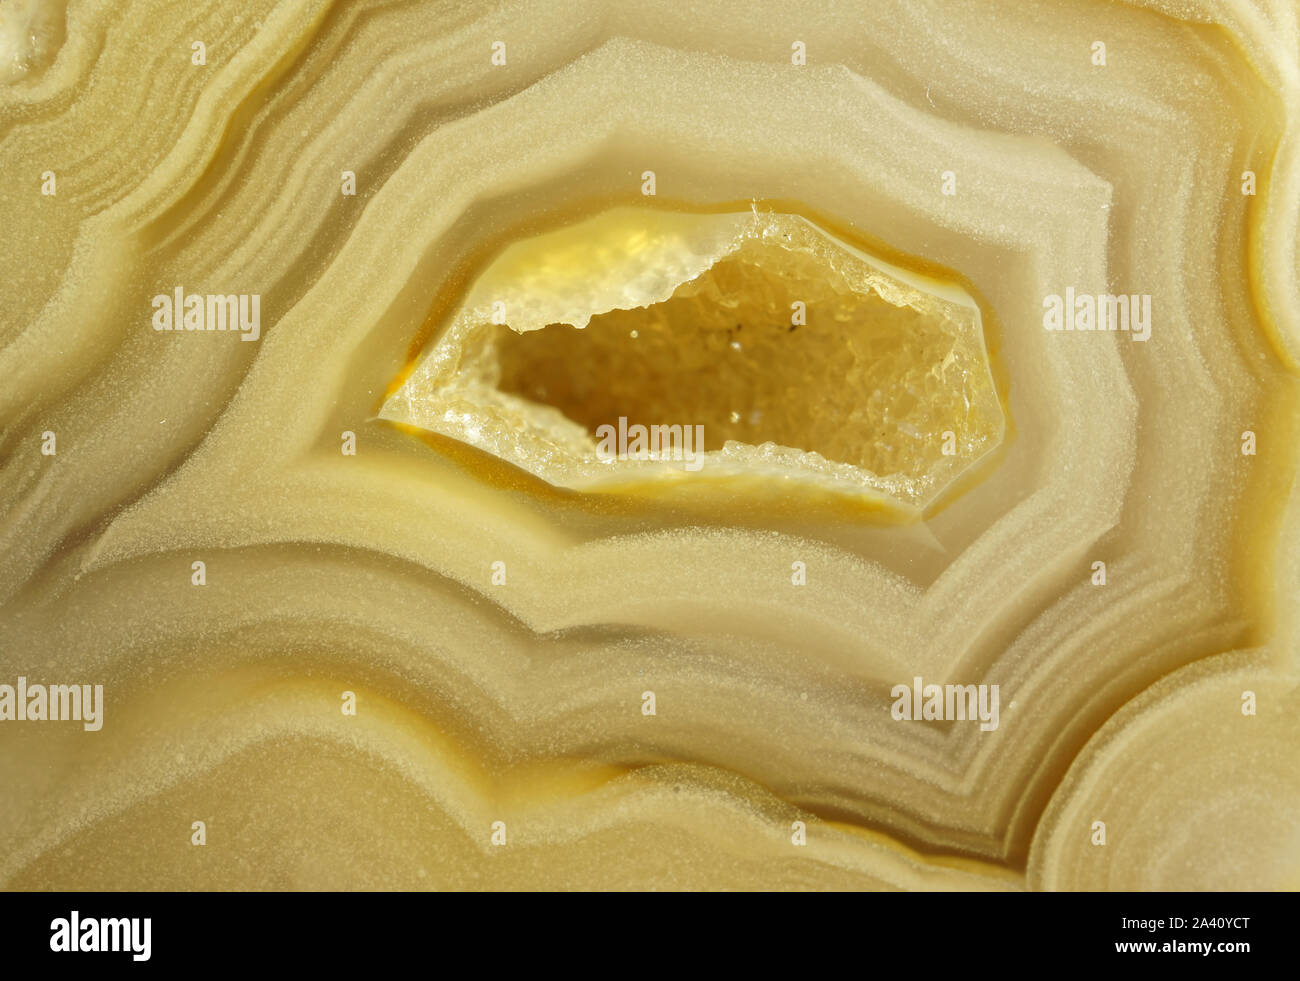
[1, 0, 1298, 895]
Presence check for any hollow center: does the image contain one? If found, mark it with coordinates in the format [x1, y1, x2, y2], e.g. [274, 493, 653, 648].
[492, 241, 995, 481]
[382, 206, 1006, 506]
